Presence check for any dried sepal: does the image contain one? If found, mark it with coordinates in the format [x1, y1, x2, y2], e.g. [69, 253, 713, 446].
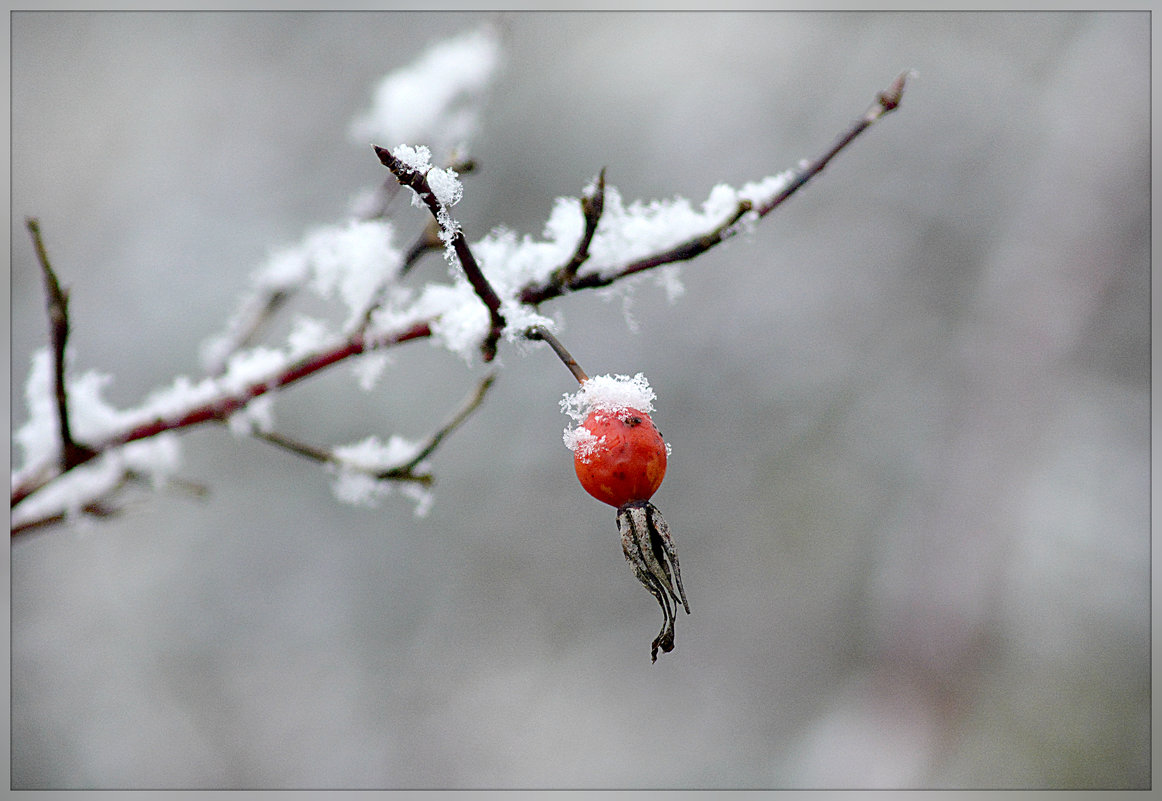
[617, 499, 690, 662]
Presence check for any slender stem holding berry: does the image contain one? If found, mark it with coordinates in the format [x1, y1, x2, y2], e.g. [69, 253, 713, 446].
[525, 324, 589, 384]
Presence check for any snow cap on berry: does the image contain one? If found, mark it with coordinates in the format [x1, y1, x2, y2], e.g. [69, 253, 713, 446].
[560, 372, 656, 421]
[560, 372, 658, 455]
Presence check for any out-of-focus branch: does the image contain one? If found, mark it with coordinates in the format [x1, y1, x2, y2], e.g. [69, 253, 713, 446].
[11, 499, 120, 538]
[205, 287, 296, 376]
[389, 372, 495, 477]
[11, 469, 209, 539]
[251, 372, 496, 485]
[374, 144, 506, 361]
[399, 218, 444, 276]
[26, 218, 97, 473]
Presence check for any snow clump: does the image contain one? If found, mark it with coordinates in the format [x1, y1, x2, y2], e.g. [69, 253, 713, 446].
[328, 434, 433, 516]
[560, 373, 664, 459]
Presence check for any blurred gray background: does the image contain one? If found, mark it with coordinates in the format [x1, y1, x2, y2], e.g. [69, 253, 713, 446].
[10, 11, 1149, 789]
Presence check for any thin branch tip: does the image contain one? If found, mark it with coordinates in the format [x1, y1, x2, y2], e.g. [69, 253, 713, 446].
[25, 217, 98, 473]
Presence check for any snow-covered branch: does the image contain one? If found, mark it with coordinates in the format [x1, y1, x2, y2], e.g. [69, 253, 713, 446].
[11, 23, 909, 537]
[373, 143, 507, 361]
[521, 70, 913, 307]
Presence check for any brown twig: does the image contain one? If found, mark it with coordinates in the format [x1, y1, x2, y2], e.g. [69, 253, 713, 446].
[253, 428, 430, 485]
[550, 168, 606, 287]
[387, 372, 496, 475]
[250, 429, 335, 465]
[374, 144, 506, 361]
[26, 218, 97, 472]
[367, 159, 479, 322]
[753, 70, 911, 217]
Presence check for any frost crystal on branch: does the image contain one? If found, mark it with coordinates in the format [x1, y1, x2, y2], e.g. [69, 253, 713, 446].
[389, 143, 465, 265]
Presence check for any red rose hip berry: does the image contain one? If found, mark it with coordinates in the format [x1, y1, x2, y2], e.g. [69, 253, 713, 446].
[573, 408, 667, 507]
